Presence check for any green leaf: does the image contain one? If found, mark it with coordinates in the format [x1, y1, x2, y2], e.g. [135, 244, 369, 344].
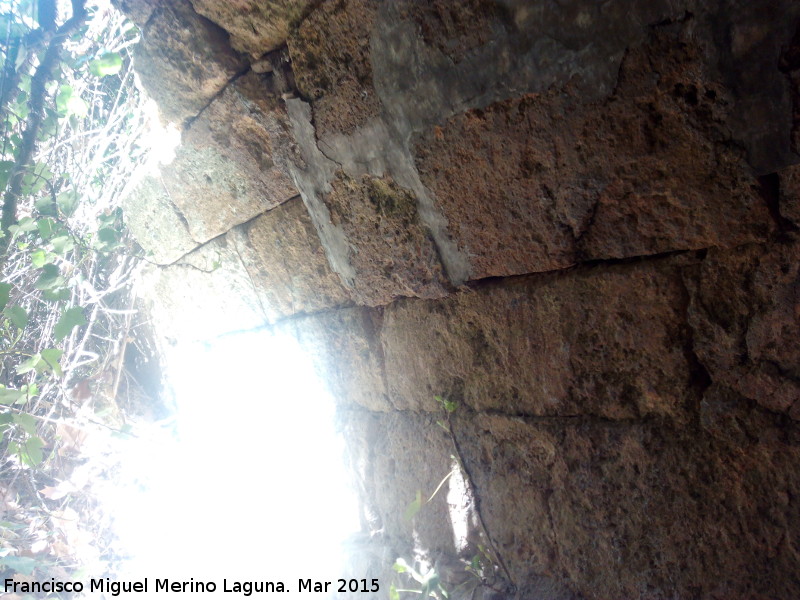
[42, 288, 70, 302]
[0, 555, 39, 575]
[12, 412, 37, 435]
[51, 235, 74, 255]
[55, 84, 89, 117]
[89, 52, 123, 77]
[21, 163, 53, 196]
[37, 217, 55, 239]
[0, 386, 25, 405]
[0, 160, 15, 192]
[55, 84, 73, 113]
[57, 190, 78, 216]
[0, 282, 11, 311]
[435, 395, 457, 413]
[41, 348, 63, 377]
[95, 227, 120, 251]
[30, 248, 49, 267]
[389, 583, 400, 600]
[17, 216, 38, 233]
[34, 195, 57, 216]
[66, 95, 89, 118]
[404, 489, 423, 522]
[18, 435, 44, 467]
[15, 353, 41, 375]
[53, 306, 86, 341]
[35, 264, 65, 291]
[4, 305, 28, 328]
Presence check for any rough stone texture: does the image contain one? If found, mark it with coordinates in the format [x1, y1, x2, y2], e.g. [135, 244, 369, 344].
[779, 163, 800, 226]
[122, 173, 197, 265]
[118, 0, 800, 597]
[686, 237, 800, 419]
[111, 0, 158, 26]
[288, 308, 391, 412]
[288, 0, 382, 136]
[231, 197, 351, 320]
[456, 400, 800, 599]
[381, 256, 698, 421]
[413, 32, 773, 278]
[159, 73, 298, 244]
[781, 23, 800, 156]
[132, 0, 247, 124]
[138, 237, 265, 343]
[190, 0, 311, 57]
[323, 173, 450, 306]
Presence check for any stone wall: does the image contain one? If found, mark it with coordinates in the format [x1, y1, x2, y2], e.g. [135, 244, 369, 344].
[117, 1, 800, 597]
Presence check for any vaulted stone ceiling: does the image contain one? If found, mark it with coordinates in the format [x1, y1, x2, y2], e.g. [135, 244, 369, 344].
[115, 1, 800, 597]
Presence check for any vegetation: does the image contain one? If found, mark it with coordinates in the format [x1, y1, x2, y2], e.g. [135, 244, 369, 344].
[391, 396, 517, 600]
[0, 0, 152, 584]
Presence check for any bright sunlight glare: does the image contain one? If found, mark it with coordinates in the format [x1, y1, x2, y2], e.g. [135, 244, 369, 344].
[95, 327, 361, 595]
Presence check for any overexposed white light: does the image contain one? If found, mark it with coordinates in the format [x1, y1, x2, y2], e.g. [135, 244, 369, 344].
[99, 327, 360, 595]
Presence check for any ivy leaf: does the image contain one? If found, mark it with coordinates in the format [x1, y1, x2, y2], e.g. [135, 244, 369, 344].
[18, 436, 44, 467]
[30, 248, 49, 268]
[0, 386, 25, 405]
[37, 217, 55, 240]
[89, 52, 123, 77]
[55, 84, 88, 117]
[12, 412, 37, 435]
[15, 353, 41, 375]
[4, 305, 28, 328]
[51, 235, 74, 255]
[35, 264, 65, 291]
[95, 227, 120, 251]
[0, 282, 11, 311]
[404, 489, 424, 522]
[42, 288, 70, 302]
[34, 195, 57, 216]
[41, 348, 63, 377]
[53, 306, 86, 341]
[57, 190, 78, 216]
[17, 216, 38, 233]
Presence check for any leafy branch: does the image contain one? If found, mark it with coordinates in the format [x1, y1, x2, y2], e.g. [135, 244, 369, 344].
[1, 0, 87, 244]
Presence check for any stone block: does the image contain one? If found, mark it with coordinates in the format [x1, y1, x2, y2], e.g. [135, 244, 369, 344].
[160, 74, 298, 243]
[133, 0, 247, 123]
[382, 256, 696, 420]
[230, 197, 351, 320]
[686, 237, 800, 418]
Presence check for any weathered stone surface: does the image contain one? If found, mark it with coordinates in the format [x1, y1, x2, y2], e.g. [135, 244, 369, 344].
[160, 73, 298, 243]
[339, 411, 456, 552]
[122, 173, 197, 265]
[112, 0, 159, 26]
[190, 0, 311, 57]
[396, 0, 513, 65]
[289, 307, 391, 412]
[686, 237, 800, 419]
[382, 257, 697, 421]
[779, 163, 800, 226]
[133, 0, 247, 124]
[452, 400, 800, 599]
[323, 174, 450, 306]
[413, 32, 773, 279]
[230, 197, 351, 320]
[288, 0, 382, 136]
[119, 0, 800, 597]
[138, 237, 265, 343]
[716, 1, 800, 173]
